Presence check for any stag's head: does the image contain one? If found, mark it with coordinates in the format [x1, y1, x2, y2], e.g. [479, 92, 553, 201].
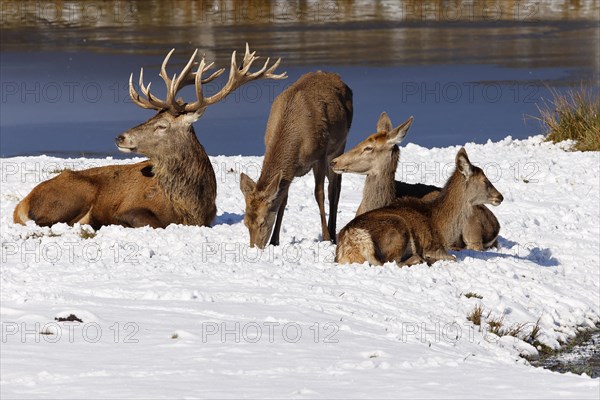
[330, 112, 413, 175]
[115, 44, 287, 159]
[454, 148, 504, 207]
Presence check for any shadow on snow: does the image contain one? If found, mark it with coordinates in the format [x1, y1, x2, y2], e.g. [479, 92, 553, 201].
[453, 236, 560, 267]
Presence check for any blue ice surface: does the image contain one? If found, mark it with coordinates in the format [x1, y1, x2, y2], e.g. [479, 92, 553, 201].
[0, 51, 591, 158]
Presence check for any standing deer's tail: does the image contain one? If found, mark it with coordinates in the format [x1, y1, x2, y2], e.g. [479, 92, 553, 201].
[335, 227, 380, 266]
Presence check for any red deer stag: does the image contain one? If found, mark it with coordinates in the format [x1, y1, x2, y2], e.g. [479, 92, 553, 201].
[330, 112, 500, 250]
[336, 148, 503, 266]
[240, 71, 353, 248]
[13, 45, 286, 229]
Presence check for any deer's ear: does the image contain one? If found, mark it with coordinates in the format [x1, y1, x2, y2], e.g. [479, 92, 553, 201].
[376, 112, 393, 132]
[240, 173, 257, 197]
[456, 148, 473, 177]
[182, 109, 206, 125]
[387, 116, 414, 145]
[264, 171, 283, 203]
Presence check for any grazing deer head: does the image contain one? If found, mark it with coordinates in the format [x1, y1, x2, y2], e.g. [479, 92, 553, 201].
[240, 171, 285, 248]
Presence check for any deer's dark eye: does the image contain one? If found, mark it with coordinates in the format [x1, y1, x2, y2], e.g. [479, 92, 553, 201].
[155, 122, 169, 131]
[363, 146, 374, 153]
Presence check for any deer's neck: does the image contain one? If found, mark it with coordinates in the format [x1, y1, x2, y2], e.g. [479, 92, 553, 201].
[256, 134, 297, 195]
[356, 146, 399, 216]
[431, 172, 473, 248]
[153, 128, 216, 225]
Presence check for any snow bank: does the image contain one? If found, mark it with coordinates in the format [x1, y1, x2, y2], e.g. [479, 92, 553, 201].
[1, 136, 598, 398]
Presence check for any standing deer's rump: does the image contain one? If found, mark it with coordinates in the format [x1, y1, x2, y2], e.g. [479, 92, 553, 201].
[330, 112, 500, 250]
[240, 71, 353, 248]
[13, 45, 286, 229]
[336, 148, 503, 266]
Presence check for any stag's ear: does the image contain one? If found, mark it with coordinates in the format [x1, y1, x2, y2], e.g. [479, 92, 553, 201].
[456, 148, 473, 178]
[387, 116, 414, 145]
[376, 112, 393, 132]
[182, 109, 206, 125]
[240, 173, 257, 197]
[264, 171, 283, 204]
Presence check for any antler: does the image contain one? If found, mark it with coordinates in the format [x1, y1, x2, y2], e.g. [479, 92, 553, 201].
[129, 44, 287, 115]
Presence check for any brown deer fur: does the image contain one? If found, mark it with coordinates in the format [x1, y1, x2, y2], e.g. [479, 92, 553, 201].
[331, 112, 500, 250]
[336, 148, 504, 266]
[240, 71, 353, 248]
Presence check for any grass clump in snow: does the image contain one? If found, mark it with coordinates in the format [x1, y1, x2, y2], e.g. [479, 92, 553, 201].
[526, 318, 542, 343]
[464, 292, 483, 299]
[487, 314, 505, 336]
[467, 304, 484, 326]
[466, 306, 544, 346]
[535, 85, 600, 151]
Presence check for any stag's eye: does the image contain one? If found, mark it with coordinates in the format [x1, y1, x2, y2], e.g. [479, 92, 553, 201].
[155, 122, 169, 132]
[363, 146, 374, 153]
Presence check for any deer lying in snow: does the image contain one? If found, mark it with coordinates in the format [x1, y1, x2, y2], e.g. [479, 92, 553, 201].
[13, 44, 286, 229]
[330, 112, 500, 250]
[240, 71, 353, 248]
[335, 148, 503, 266]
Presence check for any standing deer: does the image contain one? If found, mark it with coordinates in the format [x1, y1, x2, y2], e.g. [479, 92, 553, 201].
[336, 148, 503, 266]
[240, 71, 353, 248]
[330, 112, 500, 250]
[13, 45, 286, 229]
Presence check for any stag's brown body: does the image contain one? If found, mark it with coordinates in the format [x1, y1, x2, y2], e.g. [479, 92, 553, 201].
[14, 161, 175, 229]
[14, 136, 214, 229]
[240, 71, 353, 248]
[13, 45, 286, 229]
[336, 148, 504, 266]
[331, 112, 500, 250]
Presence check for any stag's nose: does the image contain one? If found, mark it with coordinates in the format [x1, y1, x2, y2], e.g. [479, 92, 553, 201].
[115, 135, 125, 145]
[330, 159, 338, 168]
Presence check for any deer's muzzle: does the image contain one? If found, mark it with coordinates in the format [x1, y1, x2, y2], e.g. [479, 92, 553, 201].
[490, 193, 504, 206]
[330, 158, 346, 173]
[115, 135, 136, 153]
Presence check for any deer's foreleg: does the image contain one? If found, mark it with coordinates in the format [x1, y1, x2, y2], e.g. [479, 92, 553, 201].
[327, 167, 342, 243]
[269, 194, 288, 246]
[313, 163, 330, 242]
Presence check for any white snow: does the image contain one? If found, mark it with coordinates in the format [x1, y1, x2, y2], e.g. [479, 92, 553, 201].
[1, 136, 599, 398]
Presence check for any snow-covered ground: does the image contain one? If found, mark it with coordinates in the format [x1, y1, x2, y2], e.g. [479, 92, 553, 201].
[1, 136, 598, 398]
